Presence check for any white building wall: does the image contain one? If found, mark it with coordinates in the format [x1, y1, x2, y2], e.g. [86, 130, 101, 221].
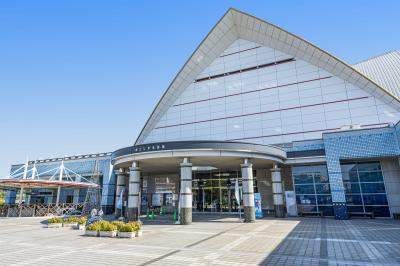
[143, 39, 400, 145]
[381, 158, 400, 215]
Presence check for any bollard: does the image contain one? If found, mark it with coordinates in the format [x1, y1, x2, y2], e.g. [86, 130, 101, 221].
[173, 209, 177, 221]
[151, 209, 155, 220]
[146, 208, 149, 219]
[159, 207, 163, 216]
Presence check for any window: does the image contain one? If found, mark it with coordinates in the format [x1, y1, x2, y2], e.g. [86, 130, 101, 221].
[341, 161, 390, 217]
[292, 165, 333, 216]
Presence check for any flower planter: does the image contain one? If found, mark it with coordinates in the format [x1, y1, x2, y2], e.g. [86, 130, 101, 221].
[99, 231, 117, 237]
[85, 230, 98, 237]
[47, 223, 63, 228]
[135, 230, 143, 237]
[118, 231, 136, 238]
[63, 222, 78, 228]
[75, 224, 85, 230]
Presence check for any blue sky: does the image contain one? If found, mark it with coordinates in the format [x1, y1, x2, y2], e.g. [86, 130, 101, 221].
[0, 0, 399, 177]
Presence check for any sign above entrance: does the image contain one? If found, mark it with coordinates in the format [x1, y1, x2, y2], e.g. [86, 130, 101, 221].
[111, 140, 287, 162]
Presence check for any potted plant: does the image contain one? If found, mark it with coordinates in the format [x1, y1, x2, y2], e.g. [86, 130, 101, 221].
[118, 224, 136, 238]
[63, 217, 79, 228]
[85, 222, 99, 237]
[111, 221, 125, 231]
[127, 222, 143, 237]
[47, 217, 63, 228]
[136, 224, 143, 237]
[98, 221, 117, 237]
[75, 216, 87, 230]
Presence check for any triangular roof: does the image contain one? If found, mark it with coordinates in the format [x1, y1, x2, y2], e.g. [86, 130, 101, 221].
[135, 8, 400, 145]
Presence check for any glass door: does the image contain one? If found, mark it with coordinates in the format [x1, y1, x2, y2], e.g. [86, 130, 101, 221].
[192, 169, 247, 213]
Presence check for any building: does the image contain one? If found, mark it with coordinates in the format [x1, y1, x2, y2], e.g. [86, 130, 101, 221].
[3, 9, 400, 222]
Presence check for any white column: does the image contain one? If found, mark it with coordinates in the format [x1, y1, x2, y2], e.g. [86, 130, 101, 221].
[241, 158, 255, 222]
[271, 164, 284, 218]
[179, 158, 192, 224]
[128, 161, 140, 221]
[26, 194, 31, 205]
[55, 186, 61, 206]
[18, 186, 24, 205]
[114, 168, 126, 218]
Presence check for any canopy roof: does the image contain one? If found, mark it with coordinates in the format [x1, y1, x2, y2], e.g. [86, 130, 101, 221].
[1, 160, 100, 190]
[135, 8, 400, 145]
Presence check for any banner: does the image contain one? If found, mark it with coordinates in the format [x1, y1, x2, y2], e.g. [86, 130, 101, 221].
[254, 193, 263, 218]
[234, 178, 240, 204]
[285, 191, 298, 216]
[116, 190, 123, 210]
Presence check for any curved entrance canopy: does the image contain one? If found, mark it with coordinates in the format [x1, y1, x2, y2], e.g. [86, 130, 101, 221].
[112, 141, 286, 173]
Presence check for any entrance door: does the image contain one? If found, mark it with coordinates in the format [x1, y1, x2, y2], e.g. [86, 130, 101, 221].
[192, 170, 248, 213]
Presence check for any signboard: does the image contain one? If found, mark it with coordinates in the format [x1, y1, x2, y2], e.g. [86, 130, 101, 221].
[141, 195, 148, 206]
[254, 193, 263, 218]
[152, 193, 162, 207]
[285, 191, 297, 216]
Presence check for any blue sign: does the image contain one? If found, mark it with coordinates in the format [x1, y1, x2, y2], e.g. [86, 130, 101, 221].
[254, 193, 263, 218]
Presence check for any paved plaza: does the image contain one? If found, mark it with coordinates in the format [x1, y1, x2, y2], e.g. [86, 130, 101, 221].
[0, 215, 399, 265]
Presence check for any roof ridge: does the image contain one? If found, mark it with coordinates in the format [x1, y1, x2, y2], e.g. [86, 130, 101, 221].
[353, 50, 400, 66]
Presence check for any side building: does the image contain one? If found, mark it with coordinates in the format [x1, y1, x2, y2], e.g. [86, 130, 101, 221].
[4, 153, 116, 214]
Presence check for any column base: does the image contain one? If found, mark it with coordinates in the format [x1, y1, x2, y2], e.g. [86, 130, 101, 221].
[274, 204, 285, 218]
[180, 207, 192, 225]
[127, 207, 138, 221]
[244, 206, 255, 222]
[333, 203, 348, 220]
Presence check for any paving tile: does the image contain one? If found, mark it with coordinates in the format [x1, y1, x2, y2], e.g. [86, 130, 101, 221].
[0, 215, 400, 265]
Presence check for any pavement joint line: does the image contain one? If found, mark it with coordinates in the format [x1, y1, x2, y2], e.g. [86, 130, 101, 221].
[185, 223, 244, 248]
[220, 221, 277, 251]
[84, 248, 162, 258]
[11, 250, 76, 266]
[344, 220, 384, 260]
[366, 221, 400, 227]
[138, 249, 181, 266]
[319, 218, 328, 266]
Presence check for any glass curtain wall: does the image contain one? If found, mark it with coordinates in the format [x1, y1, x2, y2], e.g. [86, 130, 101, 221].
[341, 161, 390, 217]
[293, 165, 333, 216]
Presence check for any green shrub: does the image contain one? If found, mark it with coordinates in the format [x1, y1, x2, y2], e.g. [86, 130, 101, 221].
[47, 217, 63, 224]
[86, 221, 117, 232]
[111, 221, 125, 230]
[86, 223, 100, 231]
[126, 222, 141, 232]
[63, 217, 79, 223]
[101, 223, 117, 232]
[119, 224, 135, 232]
[96, 221, 110, 229]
